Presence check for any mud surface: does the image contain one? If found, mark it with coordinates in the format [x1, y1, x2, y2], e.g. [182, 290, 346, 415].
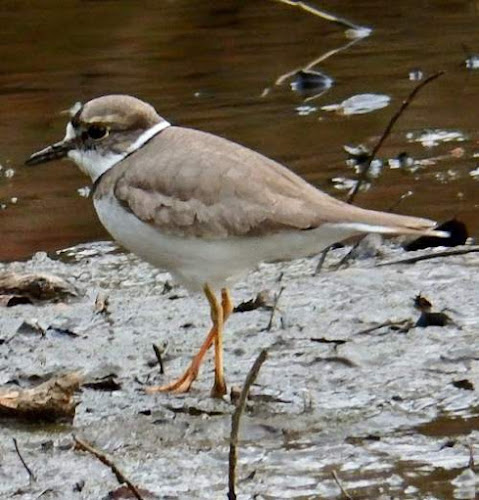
[0, 242, 478, 499]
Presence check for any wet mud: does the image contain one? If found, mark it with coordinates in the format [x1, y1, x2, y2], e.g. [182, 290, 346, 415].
[0, 242, 478, 499]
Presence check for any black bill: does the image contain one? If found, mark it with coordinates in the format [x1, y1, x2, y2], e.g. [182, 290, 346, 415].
[25, 139, 75, 166]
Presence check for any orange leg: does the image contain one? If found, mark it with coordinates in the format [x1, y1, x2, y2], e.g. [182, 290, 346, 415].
[145, 286, 233, 395]
[211, 288, 233, 397]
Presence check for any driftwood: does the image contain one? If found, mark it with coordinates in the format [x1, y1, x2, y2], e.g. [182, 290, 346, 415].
[0, 271, 77, 304]
[0, 372, 81, 422]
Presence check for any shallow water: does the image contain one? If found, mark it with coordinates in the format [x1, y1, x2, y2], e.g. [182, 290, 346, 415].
[1, 0, 479, 260]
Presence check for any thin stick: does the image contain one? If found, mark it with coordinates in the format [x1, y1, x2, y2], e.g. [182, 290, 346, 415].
[387, 190, 413, 212]
[12, 438, 36, 483]
[347, 71, 445, 205]
[355, 319, 413, 336]
[377, 246, 479, 267]
[152, 343, 165, 374]
[332, 470, 353, 500]
[265, 286, 285, 331]
[314, 246, 332, 275]
[275, 0, 364, 31]
[228, 350, 268, 500]
[333, 235, 367, 270]
[73, 435, 145, 500]
[275, 37, 359, 86]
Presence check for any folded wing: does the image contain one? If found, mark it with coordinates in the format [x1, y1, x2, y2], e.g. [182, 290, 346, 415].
[101, 126, 442, 240]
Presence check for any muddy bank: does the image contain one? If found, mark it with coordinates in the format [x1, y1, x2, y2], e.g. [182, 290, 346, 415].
[0, 242, 478, 499]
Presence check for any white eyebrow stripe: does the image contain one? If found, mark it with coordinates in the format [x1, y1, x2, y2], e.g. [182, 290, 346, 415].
[64, 122, 77, 141]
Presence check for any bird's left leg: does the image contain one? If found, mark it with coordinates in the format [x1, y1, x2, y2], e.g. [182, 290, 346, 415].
[210, 287, 233, 397]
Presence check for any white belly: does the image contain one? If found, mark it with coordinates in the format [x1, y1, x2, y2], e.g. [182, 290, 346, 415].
[94, 195, 360, 291]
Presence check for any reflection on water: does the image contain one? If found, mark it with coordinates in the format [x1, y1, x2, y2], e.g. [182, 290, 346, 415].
[1, 1, 479, 261]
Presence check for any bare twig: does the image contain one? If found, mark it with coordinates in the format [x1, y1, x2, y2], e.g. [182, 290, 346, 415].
[152, 343, 165, 374]
[332, 470, 353, 499]
[73, 435, 145, 500]
[355, 319, 413, 336]
[13, 438, 36, 483]
[275, 37, 359, 86]
[377, 246, 479, 267]
[333, 235, 367, 270]
[268, 0, 367, 97]
[387, 190, 413, 212]
[347, 71, 445, 205]
[314, 246, 332, 275]
[274, 0, 364, 31]
[228, 350, 268, 500]
[264, 287, 285, 331]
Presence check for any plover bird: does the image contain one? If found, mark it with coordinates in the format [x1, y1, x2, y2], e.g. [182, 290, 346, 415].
[26, 95, 445, 397]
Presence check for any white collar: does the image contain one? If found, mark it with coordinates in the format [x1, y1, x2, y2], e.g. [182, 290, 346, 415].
[127, 119, 171, 154]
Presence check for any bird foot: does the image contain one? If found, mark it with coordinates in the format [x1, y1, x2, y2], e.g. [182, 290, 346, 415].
[210, 378, 227, 398]
[145, 368, 198, 394]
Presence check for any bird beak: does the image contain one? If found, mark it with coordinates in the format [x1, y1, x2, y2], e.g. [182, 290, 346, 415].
[25, 139, 75, 166]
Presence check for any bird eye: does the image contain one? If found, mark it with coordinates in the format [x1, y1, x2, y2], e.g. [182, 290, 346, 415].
[87, 124, 108, 140]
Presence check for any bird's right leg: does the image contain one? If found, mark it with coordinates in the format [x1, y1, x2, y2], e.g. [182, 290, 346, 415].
[145, 286, 233, 394]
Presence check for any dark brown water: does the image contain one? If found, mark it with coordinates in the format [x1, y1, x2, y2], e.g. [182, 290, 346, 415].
[1, 0, 479, 261]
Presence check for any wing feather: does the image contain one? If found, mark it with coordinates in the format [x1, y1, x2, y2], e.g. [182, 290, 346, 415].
[107, 127, 322, 238]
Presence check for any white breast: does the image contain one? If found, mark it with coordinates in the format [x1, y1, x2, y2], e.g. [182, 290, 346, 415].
[93, 195, 361, 291]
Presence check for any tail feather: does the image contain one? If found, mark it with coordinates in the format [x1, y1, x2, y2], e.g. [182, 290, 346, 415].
[329, 221, 449, 238]
[325, 206, 449, 238]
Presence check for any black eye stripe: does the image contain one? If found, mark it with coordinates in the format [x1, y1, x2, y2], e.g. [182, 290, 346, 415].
[71, 107, 83, 128]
